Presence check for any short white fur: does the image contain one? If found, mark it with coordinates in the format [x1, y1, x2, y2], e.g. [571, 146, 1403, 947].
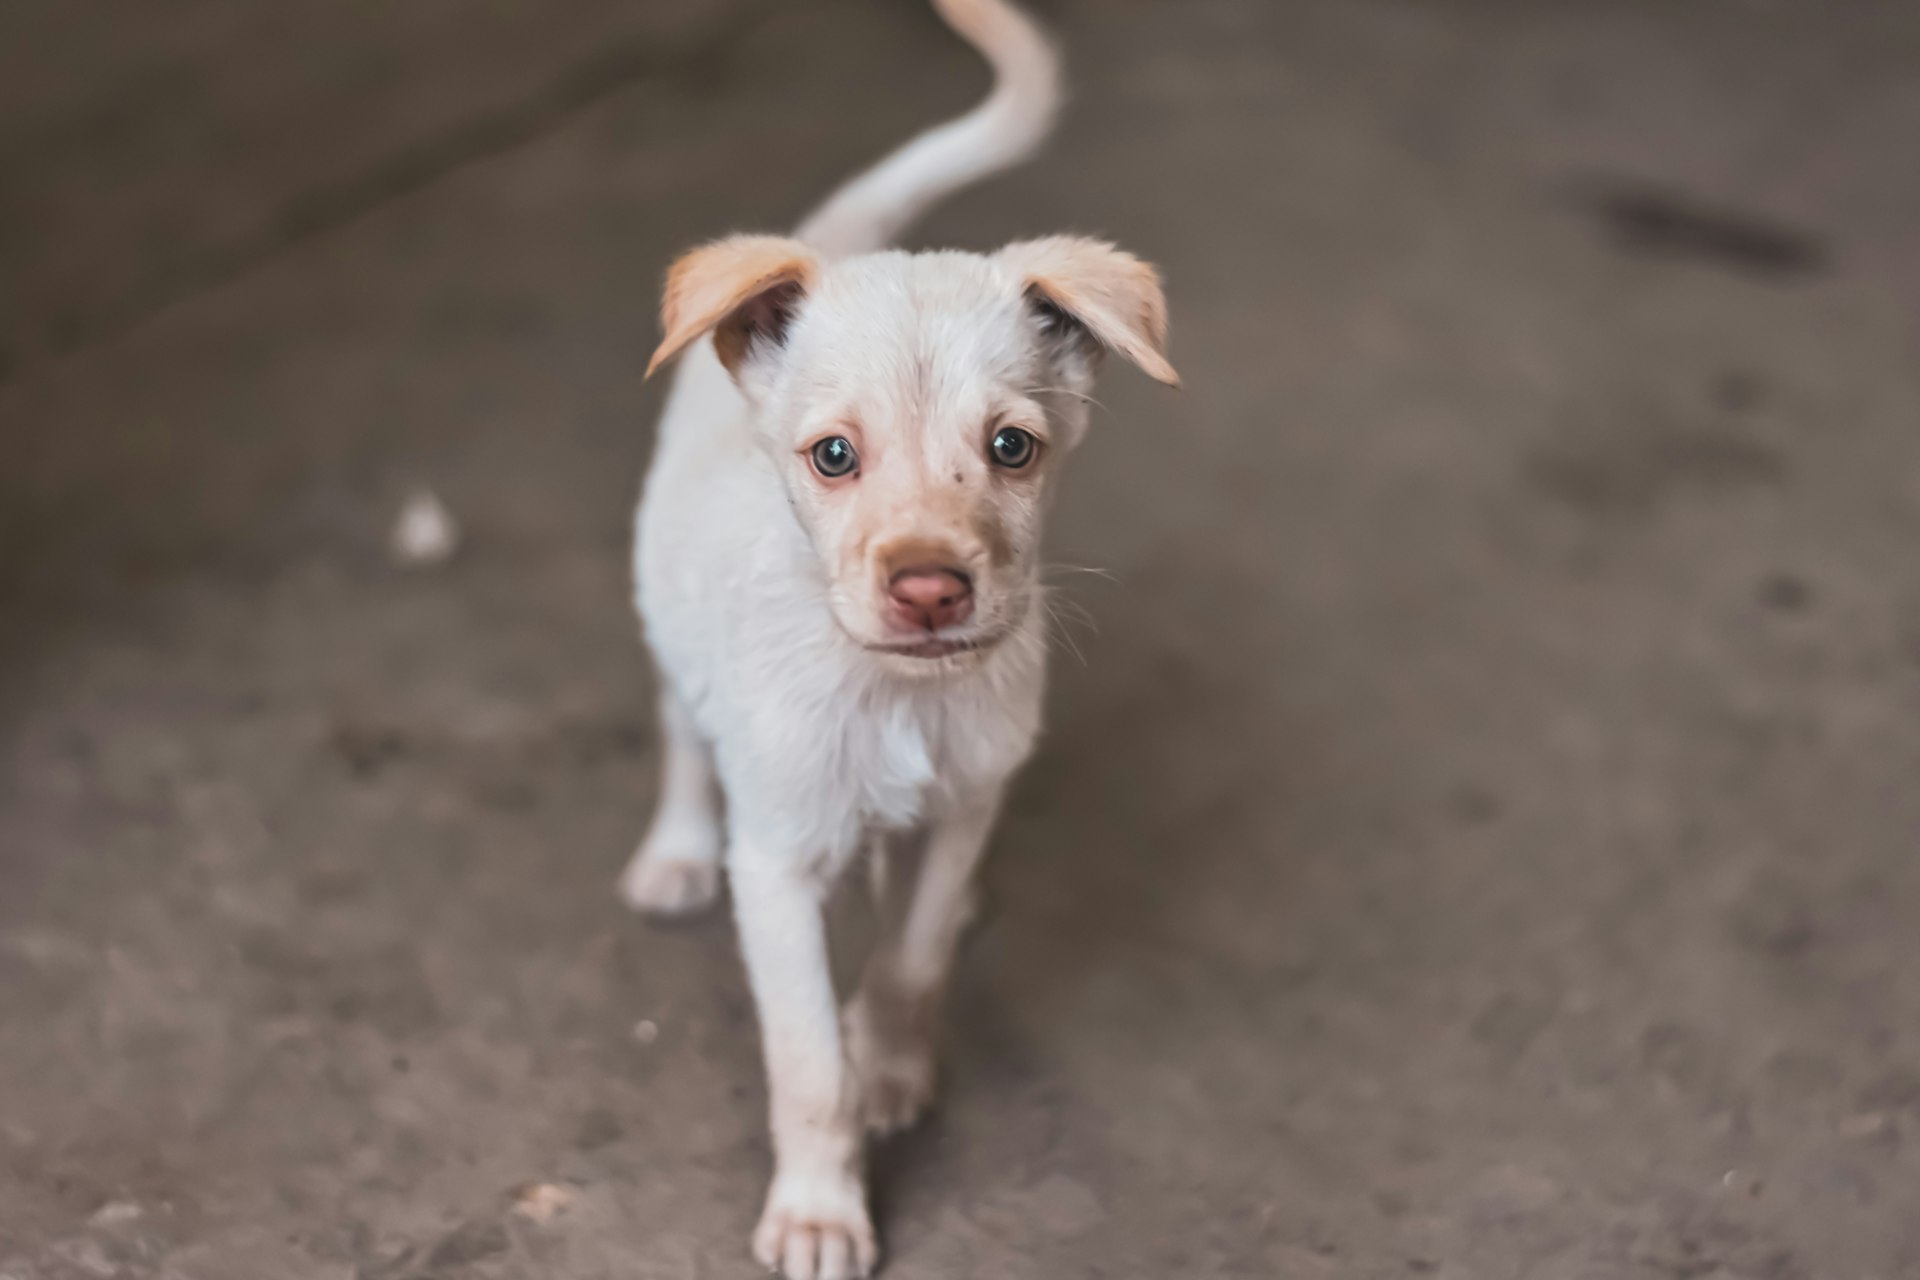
[619, 3, 1177, 1276]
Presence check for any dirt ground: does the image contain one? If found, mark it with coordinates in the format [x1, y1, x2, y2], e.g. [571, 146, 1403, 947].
[3, 2, 1918, 1277]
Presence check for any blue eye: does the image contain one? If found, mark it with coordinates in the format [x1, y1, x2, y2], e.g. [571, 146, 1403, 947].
[810, 436, 858, 478]
[990, 426, 1037, 469]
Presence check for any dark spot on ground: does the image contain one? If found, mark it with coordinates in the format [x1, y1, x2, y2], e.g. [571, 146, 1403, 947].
[1730, 881, 1817, 959]
[1448, 783, 1503, 825]
[575, 1107, 624, 1150]
[1471, 992, 1556, 1065]
[1529, 426, 1786, 518]
[330, 721, 409, 778]
[237, 931, 331, 982]
[1714, 369, 1767, 413]
[424, 1217, 510, 1271]
[1372, 1188, 1411, 1218]
[299, 867, 369, 905]
[1757, 572, 1812, 613]
[1857, 1068, 1920, 1114]
[1580, 181, 1828, 278]
[475, 776, 540, 812]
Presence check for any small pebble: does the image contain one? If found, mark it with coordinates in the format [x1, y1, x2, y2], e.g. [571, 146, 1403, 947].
[512, 1182, 574, 1224]
[633, 1019, 660, 1044]
[390, 489, 460, 567]
[88, 1200, 142, 1228]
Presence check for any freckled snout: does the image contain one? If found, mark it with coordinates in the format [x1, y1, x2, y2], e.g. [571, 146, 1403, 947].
[886, 566, 973, 633]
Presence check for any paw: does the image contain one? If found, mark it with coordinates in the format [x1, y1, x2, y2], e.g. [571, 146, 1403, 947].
[845, 994, 936, 1135]
[753, 1171, 877, 1280]
[857, 1046, 936, 1136]
[617, 835, 722, 917]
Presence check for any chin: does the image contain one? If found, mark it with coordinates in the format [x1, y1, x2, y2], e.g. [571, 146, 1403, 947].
[874, 650, 986, 679]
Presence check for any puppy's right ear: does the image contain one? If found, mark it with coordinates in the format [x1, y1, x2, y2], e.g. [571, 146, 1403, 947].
[645, 235, 822, 380]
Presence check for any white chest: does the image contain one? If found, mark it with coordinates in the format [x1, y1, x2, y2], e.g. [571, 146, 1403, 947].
[837, 694, 945, 831]
[708, 656, 1042, 862]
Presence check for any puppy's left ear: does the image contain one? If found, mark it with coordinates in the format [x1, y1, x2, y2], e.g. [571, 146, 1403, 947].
[646, 235, 822, 379]
[997, 236, 1179, 387]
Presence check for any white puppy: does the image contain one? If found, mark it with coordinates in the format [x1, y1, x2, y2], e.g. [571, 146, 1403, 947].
[620, 1, 1177, 1275]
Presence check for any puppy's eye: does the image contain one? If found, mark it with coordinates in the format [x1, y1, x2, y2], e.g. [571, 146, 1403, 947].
[810, 436, 858, 478]
[989, 426, 1037, 469]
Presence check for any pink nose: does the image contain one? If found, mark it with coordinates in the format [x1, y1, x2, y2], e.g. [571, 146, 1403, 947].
[887, 567, 974, 632]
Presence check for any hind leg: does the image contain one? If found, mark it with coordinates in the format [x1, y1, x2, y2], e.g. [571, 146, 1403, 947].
[618, 690, 723, 916]
[845, 788, 1000, 1134]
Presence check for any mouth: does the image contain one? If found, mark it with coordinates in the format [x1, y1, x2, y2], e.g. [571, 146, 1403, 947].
[865, 633, 994, 661]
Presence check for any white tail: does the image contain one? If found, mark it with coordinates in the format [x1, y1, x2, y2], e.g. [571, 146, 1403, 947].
[796, 0, 1061, 259]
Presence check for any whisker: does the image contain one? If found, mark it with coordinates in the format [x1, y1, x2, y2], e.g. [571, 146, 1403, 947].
[1043, 603, 1089, 667]
[1042, 590, 1101, 630]
[1042, 562, 1120, 584]
[1035, 588, 1090, 667]
[1053, 605, 1101, 637]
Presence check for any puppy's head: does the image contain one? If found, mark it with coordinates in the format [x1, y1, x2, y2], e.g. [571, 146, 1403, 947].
[647, 235, 1176, 667]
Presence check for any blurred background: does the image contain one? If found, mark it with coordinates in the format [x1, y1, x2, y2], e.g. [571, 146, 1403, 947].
[2, 1, 1918, 1276]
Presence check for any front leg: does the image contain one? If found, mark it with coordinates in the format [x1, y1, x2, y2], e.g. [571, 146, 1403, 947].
[730, 844, 875, 1280]
[846, 788, 1003, 1135]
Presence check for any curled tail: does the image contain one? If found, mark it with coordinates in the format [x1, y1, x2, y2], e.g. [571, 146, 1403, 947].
[796, 0, 1061, 258]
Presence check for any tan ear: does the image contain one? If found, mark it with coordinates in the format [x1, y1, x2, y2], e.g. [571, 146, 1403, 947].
[996, 236, 1179, 386]
[645, 235, 823, 379]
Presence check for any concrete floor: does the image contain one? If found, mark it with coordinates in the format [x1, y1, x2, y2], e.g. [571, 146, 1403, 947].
[3, 1, 1918, 1276]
